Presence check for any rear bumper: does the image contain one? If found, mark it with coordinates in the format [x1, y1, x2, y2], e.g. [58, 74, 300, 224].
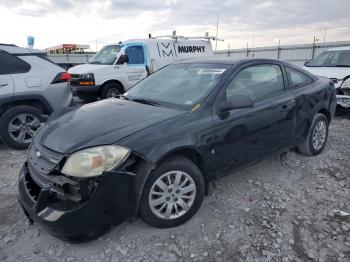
[18, 162, 135, 242]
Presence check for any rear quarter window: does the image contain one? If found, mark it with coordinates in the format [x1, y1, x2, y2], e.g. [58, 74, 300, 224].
[19, 55, 64, 72]
[286, 67, 313, 88]
[0, 50, 31, 75]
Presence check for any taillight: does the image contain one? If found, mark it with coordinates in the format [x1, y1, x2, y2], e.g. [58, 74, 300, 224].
[51, 72, 72, 84]
[60, 72, 71, 81]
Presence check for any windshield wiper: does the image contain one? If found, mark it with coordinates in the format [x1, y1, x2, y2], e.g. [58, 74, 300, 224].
[131, 98, 160, 106]
[89, 60, 101, 64]
[335, 65, 350, 67]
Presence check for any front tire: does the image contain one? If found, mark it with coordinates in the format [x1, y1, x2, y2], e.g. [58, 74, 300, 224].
[0, 106, 42, 149]
[139, 155, 205, 228]
[100, 82, 123, 99]
[297, 113, 329, 156]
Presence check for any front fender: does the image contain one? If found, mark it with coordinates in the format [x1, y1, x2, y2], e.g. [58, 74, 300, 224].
[148, 138, 198, 164]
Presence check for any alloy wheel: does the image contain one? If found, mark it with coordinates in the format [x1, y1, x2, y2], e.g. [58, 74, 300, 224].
[312, 120, 327, 151]
[8, 113, 41, 144]
[149, 171, 196, 220]
[106, 88, 119, 98]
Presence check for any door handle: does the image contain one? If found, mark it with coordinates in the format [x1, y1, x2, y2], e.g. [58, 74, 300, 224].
[0, 83, 8, 87]
[280, 99, 296, 111]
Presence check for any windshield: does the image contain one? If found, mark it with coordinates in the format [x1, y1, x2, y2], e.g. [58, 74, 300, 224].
[307, 50, 350, 67]
[125, 63, 230, 110]
[89, 45, 123, 65]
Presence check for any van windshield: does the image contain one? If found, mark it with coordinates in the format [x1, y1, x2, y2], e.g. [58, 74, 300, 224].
[89, 45, 123, 65]
[307, 50, 350, 67]
[125, 63, 230, 110]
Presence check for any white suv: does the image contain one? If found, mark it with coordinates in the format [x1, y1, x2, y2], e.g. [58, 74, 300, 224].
[0, 44, 74, 149]
[304, 47, 350, 108]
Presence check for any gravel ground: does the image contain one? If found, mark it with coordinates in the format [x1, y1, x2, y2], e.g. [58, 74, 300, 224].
[0, 112, 349, 262]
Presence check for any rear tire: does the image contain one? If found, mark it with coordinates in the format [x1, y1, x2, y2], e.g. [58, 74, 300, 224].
[139, 155, 205, 228]
[100, 82, 123, 99]
[297, 113, 329, 156]
[0, 106, 42, 149]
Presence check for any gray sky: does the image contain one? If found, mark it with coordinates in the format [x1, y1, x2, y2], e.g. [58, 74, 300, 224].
[1, 0, 349, 50]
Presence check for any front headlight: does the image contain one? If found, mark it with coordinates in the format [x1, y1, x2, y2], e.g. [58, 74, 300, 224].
[340, 78, 350, 89]
[79, 73, 94, 79]
[61, 145, 130, 178]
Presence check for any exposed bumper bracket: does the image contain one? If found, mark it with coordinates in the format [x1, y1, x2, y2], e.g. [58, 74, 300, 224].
[337, 95, 350, 108]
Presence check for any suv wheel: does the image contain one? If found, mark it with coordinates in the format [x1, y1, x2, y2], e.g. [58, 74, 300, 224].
[0, 106, 42, 149]
[101, 82, 123, 99]
[139, 155, 205, 228]
[297, 113, 329, 156]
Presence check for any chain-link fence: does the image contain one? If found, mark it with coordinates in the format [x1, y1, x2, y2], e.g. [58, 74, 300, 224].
[214, 40, 350, 66]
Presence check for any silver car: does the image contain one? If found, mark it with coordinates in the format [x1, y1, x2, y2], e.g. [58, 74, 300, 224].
[0, 44, 73, 149]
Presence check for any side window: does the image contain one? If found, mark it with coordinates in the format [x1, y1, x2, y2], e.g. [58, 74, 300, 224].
[125, 46, 145, 65]
[338, 51, 350, 66]
[225, 64, 284, 102]
[286, 67, 313, 88]
[0, 51, 31, 75]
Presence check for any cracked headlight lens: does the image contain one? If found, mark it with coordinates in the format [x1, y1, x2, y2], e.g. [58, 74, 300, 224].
[61, 146, 130, 178]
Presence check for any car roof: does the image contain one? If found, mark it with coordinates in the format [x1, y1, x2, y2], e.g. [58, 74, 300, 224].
[0, 44, 44, 54]
[177, 58, 317, 79]
[178, 58, 283, 65]
[327, 46, 350, 51]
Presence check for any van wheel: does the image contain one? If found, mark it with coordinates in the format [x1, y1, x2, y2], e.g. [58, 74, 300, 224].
[0, 106, 42, 149]
[297, 113, 329, 156]
[139, 155, 205, 228]
[101, 82, 123, 99]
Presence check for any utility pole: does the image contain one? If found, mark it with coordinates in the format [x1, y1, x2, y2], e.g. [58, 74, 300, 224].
[276, 38, 280, 59]
[252, 33, 255, 57]
[312, 36, 319, 59]
[215, 14, 219, 50]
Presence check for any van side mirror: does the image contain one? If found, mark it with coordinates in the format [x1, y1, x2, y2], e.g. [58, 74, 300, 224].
[218, 94, 254, 113]
[116, 54, 129, 64]
[304, 60, 311, 66]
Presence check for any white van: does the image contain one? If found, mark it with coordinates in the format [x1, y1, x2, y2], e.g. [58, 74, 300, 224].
[304, 47, 350, 108]
[68, 35, 214, 101]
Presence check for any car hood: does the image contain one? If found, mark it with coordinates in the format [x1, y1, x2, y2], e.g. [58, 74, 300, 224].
[36, 99, 186, 154]
[303, 66, 350, 80]
[68, 63, 110, 74]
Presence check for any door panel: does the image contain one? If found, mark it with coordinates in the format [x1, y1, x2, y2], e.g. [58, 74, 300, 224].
[126, 66, 148, 88]
[211, 95, 295, 176]
[0, 75, 15, 98]
[210, 63, 296, 177]
[0, 51, 35, 97]
[125, 45, 148, 88]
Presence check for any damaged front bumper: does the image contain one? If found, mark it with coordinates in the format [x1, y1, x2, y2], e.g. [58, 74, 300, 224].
[336, 95, 350, 108]
[18, 161, 137, 242]
[336, 86, 350, 108]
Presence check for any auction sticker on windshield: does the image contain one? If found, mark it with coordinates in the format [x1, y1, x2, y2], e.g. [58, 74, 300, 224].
[197, 68, 226, 74]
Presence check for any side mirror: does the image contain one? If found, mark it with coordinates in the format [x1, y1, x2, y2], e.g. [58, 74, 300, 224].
[304, 60, 311, 66]
[116, 54, 129, 65]
[218, 94, 254, 113]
